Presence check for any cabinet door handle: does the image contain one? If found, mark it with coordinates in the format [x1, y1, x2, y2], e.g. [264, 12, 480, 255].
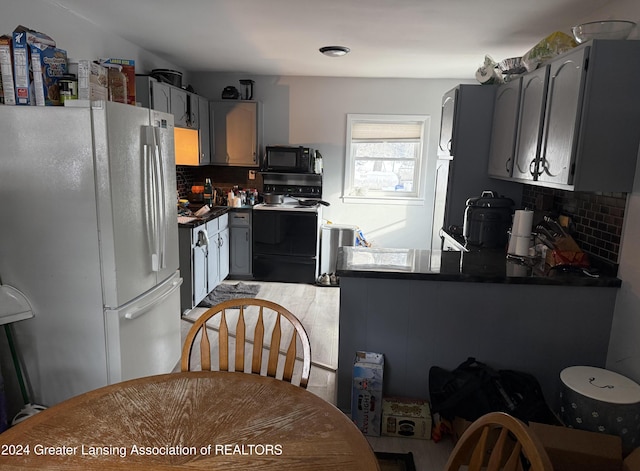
[529, 159, 537, 177]
[505, 158, 511, 174]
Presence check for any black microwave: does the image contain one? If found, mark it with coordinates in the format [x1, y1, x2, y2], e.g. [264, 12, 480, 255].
[263, 146, 314, 173]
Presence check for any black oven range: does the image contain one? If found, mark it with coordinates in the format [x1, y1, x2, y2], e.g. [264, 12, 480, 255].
[252, 173, 324, 283]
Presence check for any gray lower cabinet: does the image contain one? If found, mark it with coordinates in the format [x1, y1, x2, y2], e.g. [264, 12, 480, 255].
[337, 275, 618, 413]
[229, 209, 252, 277]
[178, 213, 230, 313]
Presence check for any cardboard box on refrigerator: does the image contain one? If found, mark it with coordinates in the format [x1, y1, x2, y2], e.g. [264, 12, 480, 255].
[351, 351, 384, 436]
[11, 25, 58, 106]
[99, 58, 135, 105]
[0, 35, 16, 104]
[29, 42, 67, 106]
[381, 397, 432, 439]
[11, 30, 30, 105]
[68, 60, 108, 102]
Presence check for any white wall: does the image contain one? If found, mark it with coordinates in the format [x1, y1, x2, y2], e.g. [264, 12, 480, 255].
[591, 0, 640, 389]
[192, 73, 469, 248]
[607, 160, 640, 381]
[0, 0, 186, 423]
[0, 0, 187, 83]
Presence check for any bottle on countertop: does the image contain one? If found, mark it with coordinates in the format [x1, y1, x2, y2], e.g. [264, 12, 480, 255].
[204, 178, 214, 207]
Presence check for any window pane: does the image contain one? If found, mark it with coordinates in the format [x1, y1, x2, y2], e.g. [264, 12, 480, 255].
[353, 142, 417, 159]
[352, 141, 418, 193]
[354, 159, 415, 191]
[344, 114, 429, 201]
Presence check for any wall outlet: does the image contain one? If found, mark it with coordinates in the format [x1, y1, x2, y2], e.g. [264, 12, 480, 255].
[248, 170, 256, 180]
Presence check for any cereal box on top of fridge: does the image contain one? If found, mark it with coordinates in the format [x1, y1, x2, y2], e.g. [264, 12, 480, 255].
[29, 42, 67, 106]
[11, 31, 30, 105]
[99, 58, 135, 105]
[0, 35, 16, 105]
[11, 26, 57, 106]
[68, 60, 108, 102]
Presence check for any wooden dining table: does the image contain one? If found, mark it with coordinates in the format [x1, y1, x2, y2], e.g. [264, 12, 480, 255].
[0, 371, 380, 470]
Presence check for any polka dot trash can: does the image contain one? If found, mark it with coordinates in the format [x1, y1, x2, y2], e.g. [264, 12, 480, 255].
[560, 366, 640, 454]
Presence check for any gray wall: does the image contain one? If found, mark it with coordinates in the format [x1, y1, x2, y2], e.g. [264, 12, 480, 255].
[191, 73, 469, 249]
[0, 1, 187, 79]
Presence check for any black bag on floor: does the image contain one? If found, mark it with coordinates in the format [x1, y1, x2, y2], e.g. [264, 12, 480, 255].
[429, 357, 558, 424]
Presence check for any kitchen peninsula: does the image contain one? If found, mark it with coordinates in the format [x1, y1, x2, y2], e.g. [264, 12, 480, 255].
[335, 246, 621, 413]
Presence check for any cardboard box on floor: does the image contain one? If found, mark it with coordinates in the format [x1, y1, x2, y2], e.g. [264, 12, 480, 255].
[381, 397, 432, 440]
[351, 352, 384, 437]
[451, 417, 640, 471]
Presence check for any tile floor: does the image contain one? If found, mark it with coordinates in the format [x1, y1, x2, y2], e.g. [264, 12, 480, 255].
[180, 280, 453, 470]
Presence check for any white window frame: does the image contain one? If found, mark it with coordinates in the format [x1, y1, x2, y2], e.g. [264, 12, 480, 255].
[343, 113, 429, 205]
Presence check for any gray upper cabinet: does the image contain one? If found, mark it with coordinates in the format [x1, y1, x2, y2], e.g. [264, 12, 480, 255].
[210, 100, 261, 167]
[498, 40, 640, 191]
[152, 81, 171, 115]
[170, 87, 189, 127]
[487, 77, 522, 179]
[197, 96, 210, 165]
[537, 46, 588, 186]
[437, 88, 456, 158]
[136, 76, 201, 129]
[512, 65, 549, 181]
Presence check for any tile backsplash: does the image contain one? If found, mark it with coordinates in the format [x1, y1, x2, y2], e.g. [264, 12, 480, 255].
[176, 165, 262, 199]
[522, 186, 626, 264]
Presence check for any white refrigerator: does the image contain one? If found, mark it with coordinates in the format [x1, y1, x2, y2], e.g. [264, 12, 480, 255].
[0, 100, 182, 407]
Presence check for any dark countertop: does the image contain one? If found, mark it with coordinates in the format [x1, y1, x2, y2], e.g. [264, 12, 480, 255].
[336, 246, 621, 287]
[177, 205, 232, 228]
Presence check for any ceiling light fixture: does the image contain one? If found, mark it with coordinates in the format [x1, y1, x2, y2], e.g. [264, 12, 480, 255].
[319, 46, 350, 57]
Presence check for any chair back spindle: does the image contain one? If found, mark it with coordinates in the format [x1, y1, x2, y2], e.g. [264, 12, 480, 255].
[181, 298, 311, 388]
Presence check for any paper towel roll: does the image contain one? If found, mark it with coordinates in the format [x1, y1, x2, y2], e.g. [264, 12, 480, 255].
[512, 209, 534, 237]
[508, 234, 531, 256]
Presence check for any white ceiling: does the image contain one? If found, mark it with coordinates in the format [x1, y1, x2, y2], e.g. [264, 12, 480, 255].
[52, 0, 634, 79]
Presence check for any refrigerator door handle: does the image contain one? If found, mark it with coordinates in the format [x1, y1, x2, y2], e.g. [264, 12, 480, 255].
[144, 126, 165, 272]
[153, 127, 167, 270]
[123, 275, 183, 320]
[143, 142, 160, 272]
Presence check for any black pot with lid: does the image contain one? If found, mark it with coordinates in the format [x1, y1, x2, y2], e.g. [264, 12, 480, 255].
[463, 191, 514, 248]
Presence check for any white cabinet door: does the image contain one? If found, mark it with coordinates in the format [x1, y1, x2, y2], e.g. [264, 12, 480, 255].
[193, 230, 208, 306]
[218, 227, 230, 281]
[206, 234, 220, 293]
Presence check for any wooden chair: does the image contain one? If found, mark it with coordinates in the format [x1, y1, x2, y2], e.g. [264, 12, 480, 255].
[445, 412, 553, 471]
[181, 298, 312, 388]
